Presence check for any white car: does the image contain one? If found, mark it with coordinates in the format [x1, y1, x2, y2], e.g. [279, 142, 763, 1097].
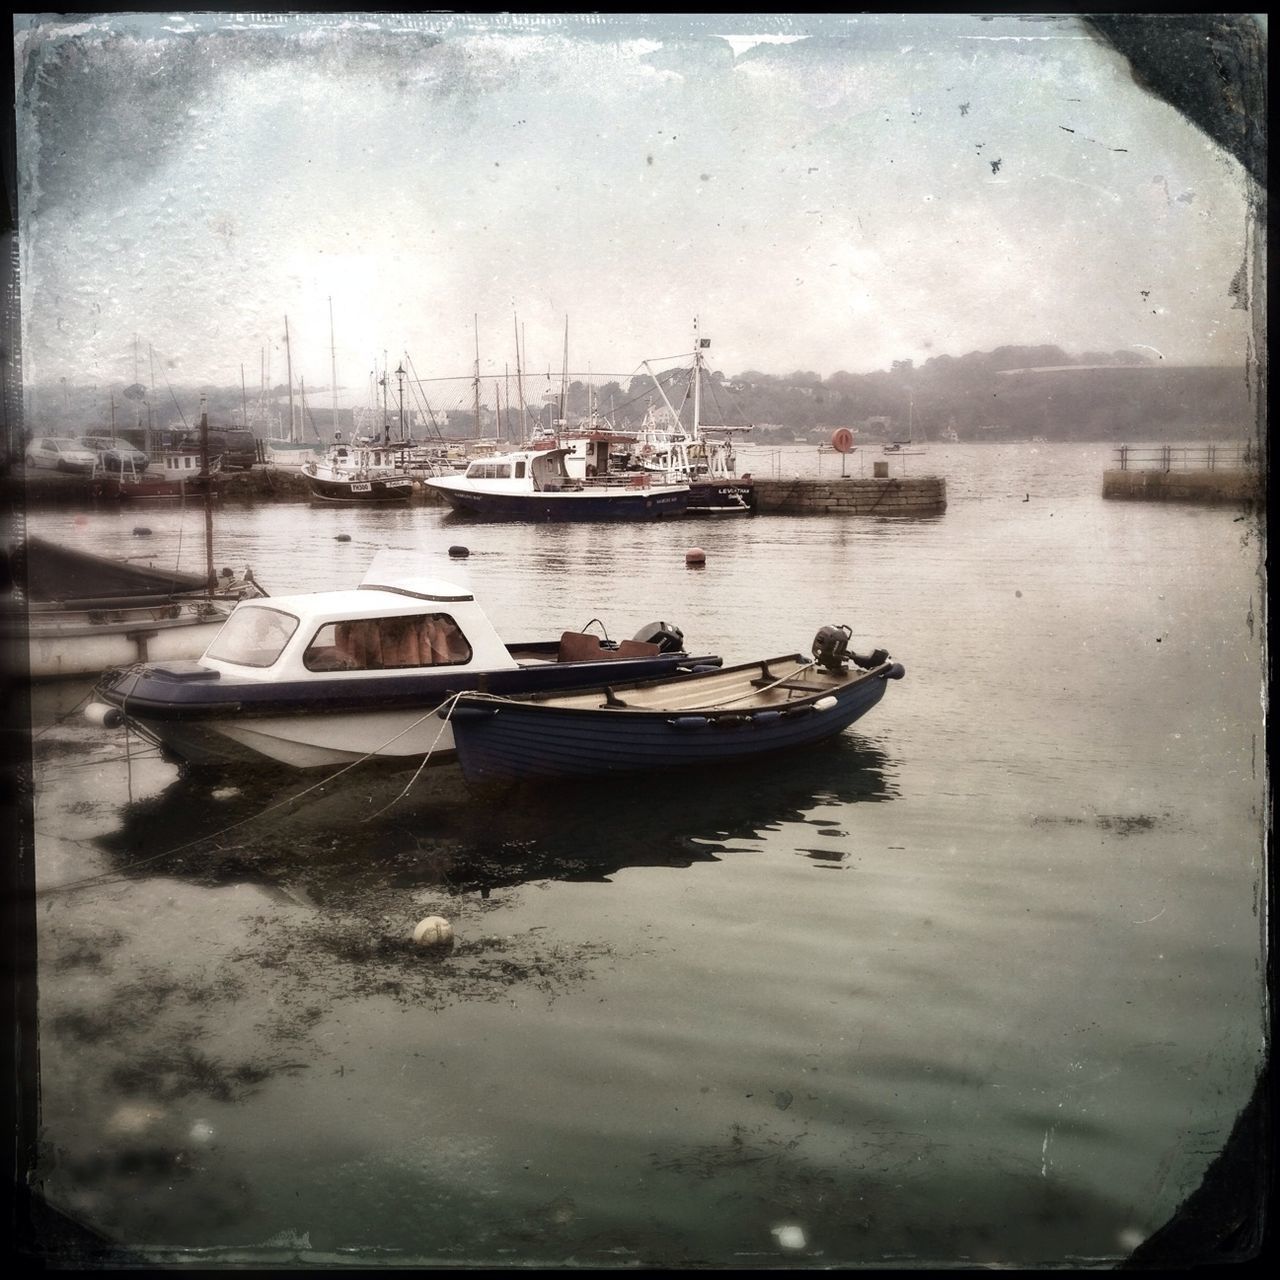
[25, 437, 99, 473]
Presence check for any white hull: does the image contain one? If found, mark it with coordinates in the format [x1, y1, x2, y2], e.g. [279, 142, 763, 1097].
[147, 705, 459, 769]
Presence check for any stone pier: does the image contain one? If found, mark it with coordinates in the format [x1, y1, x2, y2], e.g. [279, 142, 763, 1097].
[750, 474, 947, 516]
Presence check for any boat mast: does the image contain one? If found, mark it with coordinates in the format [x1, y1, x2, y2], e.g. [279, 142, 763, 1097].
[284, 316, 296, 445]
[380, 356, 389, 446]
[473, 315, 482, 439]
[513, 314, 527, 444]
[198, 395, 215, 590]
[692, 317, 703, 441]
[329, 297, 339, 441]
[397, 362, 406, 441]
[240, 363, 248, 431]
[146, 344, 156, 454]
[558, 316, 568, 438]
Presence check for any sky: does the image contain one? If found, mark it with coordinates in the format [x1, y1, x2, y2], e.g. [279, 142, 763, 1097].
[12, 12, 1260, 410]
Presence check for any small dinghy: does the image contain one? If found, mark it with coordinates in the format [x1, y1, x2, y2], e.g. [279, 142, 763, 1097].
[442, 624, 904, 784]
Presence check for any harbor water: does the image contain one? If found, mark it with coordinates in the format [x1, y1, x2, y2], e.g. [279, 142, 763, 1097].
[17, 441, 1267, 1266]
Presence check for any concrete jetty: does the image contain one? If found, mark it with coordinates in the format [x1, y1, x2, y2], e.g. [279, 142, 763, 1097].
[750, 474, 947, 516]
[1102, 468, 1262, 505]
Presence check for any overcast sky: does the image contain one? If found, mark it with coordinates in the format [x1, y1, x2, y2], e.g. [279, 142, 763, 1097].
[13, 12, 1257, 407]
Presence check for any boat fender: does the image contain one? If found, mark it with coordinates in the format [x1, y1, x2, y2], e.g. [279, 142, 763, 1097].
[884, 662, 906, 680]
[670, 715, 709, 730]
[688, 664, 720, 673]
[813, 695, 839, 711]
[751, 709, 782, 724]
[84, 701, 124, 729]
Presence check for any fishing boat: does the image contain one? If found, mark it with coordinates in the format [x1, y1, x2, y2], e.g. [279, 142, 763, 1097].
[633, 324, 756, 514]
[424, 447, 689, 521]
[86, 550, 720, 770]
[442, 624, 904, 785]
[883, 441, 925, 456]
[6, 537, 265, 678]
[93, 446, 222, 500]
[302, 437, 415, 503]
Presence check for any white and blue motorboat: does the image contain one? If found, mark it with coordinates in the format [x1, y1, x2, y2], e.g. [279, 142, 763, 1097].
[88, 552, 718, 771]
[424, 447, 689, 522]
[443, 625, 904, 785]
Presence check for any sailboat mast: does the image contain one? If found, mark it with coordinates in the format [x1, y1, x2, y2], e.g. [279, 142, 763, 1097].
[284, 317, 296, 445]
[691, 318, 703, 440]
[329, 297, 338, 441]
[558, 317, 569, 436]
[513, 315, 526, 444]
[473, 315, 482, 439]
[199, 396, 215, 590]
[240, 363, 248, 431]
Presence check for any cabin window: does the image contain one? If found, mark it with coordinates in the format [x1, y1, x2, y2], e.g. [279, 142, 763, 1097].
[206, 606, 300, 668]
[302, 613, 473, 671]
[515, 460, 526, 478]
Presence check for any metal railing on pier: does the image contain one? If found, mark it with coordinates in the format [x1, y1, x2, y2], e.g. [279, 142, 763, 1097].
[1113, 443, 1255, 472]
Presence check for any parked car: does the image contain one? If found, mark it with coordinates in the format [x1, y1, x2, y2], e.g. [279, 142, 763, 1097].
[79, 436, 150, 474]
[24, 437, 98, 473]
[178, 427, 258, 470]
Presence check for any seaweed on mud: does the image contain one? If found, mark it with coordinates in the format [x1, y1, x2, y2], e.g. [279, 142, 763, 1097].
[48, 928, 129, 973]
[107, 1044, 285, 1103]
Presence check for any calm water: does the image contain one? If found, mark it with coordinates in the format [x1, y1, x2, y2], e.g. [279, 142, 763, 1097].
[19, 443, 1267, 1266]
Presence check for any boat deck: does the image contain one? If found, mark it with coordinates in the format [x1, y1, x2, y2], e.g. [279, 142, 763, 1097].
[514, 655, 862, 713]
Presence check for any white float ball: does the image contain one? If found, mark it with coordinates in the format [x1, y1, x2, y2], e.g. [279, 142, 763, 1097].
[413, 916, 454, 948]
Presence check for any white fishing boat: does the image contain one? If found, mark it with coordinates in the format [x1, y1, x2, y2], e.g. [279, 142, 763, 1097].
[633, 323, 756, 514]
[302, 436, 416, 503]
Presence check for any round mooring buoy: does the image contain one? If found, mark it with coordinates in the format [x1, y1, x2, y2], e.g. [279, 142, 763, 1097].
[685, 547, 706, 567]
[448, 544, 470, 559]
[132, 526, 152, 536]
[335, 534, 351, 542]
[413, 916, 454, 948]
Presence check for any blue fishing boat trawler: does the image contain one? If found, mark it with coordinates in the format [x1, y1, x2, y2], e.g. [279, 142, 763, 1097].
[442, 624, 904, 784]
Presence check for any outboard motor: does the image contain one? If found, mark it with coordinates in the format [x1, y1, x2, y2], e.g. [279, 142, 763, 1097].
[812, 624, 852, 672]
[632, 620, 685, 654]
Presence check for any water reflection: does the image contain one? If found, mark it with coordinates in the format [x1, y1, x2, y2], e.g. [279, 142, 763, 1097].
[97, 735, 895, 899]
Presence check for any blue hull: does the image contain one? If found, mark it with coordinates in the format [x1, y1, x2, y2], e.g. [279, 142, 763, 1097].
[437, 487, 689, 522]
[448, 666, 895, 784]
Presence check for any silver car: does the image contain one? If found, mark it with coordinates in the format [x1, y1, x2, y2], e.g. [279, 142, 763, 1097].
[25, 437, 99, 472]
[79, 436, 151, 474]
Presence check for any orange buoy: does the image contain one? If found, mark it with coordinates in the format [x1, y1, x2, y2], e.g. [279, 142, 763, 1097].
[831, 428, 854, 453]
[686, 547, 706, 567]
